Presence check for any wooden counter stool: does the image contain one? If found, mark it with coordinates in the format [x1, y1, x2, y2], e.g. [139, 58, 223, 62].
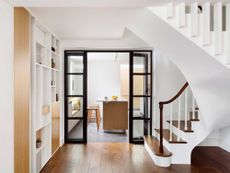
[87, 105, 101, 131]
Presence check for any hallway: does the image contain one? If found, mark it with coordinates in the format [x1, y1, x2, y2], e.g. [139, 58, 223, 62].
[41, 143, 203, 173]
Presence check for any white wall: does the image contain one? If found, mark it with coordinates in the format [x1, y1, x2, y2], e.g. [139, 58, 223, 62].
[200, 126, 230, 152]
[0, 1, 14, 173]
[153, 50, 188, 129]
[62, 29, 150, 50]
[87, 53, 129, 105]
[219, 127, 230, 152]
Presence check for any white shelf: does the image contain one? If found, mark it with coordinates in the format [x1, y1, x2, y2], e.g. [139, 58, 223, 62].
[51, 68, 60, 72]
[36, 121, 51, 132]
[52, 50, 60, 57]
[36, 63, 50, 69]
[36, 41, 48, 50]
[32, 17, 61, 173]
[51, 101, 60, 104]
[36, 63, 60, 72]
[36, 143, 46, 154]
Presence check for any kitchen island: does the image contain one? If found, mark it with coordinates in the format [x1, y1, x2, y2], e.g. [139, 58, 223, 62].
[97, 99, 128, 131]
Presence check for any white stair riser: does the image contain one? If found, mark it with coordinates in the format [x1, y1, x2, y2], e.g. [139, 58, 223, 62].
[144, 142, 172, 167]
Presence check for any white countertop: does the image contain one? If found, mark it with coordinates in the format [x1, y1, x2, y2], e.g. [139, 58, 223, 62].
[96, 98, 128, 102]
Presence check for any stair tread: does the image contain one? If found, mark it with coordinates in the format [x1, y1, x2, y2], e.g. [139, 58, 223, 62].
[144, 135, 172, 157]
[155, 129, 187, 144]
[167, 120, 194, 132]
[189, 112, 200, 121]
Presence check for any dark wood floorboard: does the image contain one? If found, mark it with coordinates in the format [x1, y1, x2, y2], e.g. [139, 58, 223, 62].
[191, 146, 230, 173]
[40, 143, 209, 173]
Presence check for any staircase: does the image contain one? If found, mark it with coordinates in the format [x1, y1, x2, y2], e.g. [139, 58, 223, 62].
[148, 2, 230, 66]
[144, 82, 201, 167]
[126, 0, 230, 167]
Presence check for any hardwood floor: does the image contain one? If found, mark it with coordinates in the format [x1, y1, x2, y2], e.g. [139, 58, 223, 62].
[192, 146, 230, 173]
[41, 143, 202, 173]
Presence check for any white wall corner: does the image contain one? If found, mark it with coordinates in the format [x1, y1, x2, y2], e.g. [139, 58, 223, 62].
[0, 1, 14, 173]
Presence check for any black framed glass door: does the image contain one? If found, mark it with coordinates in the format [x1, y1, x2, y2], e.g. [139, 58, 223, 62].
[64, 51, 87, 143]
[129, 51, 152, 143]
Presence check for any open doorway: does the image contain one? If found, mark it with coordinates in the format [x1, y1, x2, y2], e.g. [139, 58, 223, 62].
[64, 50, 152, 144]
[87, 52, 129, 142]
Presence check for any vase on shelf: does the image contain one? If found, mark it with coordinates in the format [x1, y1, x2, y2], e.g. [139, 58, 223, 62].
[36, 139, 42, 148]
[51, 47, 55, 52]
[56, 94, 59, 102]
[51, 59, 56, 68]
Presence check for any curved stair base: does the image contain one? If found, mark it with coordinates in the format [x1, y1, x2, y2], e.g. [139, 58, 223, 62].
[144, 136, 172, 167]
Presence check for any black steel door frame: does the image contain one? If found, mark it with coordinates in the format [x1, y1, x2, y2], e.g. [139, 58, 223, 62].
[64, 50, 152, 144]
[64, 51, 87, 143]
[129, 51, 153, 144]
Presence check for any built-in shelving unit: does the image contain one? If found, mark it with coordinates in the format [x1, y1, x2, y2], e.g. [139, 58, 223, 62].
[31, 18, 61, 173]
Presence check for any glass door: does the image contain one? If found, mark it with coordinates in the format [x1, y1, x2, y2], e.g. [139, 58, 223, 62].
[129, 51, 152, 143]
[64, 51, 87, 143]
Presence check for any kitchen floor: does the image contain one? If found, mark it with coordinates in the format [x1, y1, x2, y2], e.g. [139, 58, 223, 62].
[68, 120, 128, 142]
[88, 120, 128, 142]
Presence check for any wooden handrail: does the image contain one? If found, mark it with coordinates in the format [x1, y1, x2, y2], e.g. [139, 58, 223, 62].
[159, 82, 189, 105]
[158, 82, 189, 153]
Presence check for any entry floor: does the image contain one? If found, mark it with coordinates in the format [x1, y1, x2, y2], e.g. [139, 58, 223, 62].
[41, 143, 210, 173]
[68, 120, 128, 142]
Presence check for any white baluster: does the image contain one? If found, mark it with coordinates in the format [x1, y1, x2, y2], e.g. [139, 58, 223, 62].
[178, 3, 186, 27]
[192, 95, 195, 119]
[177, 96, 181, 141]
[184, 88, 188, 130]
[191, 2, 199, 37]
[167, 3, 174, 19]
[169, 103, 173, 141]
[225, 3, 230, 64]
[214, 2, 223, 55]
[202, 2, 211, 45]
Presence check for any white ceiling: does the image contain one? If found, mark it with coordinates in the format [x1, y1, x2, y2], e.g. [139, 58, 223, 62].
[9, 0, 230, 7]
[28, 7, 141, 40]
[23, 0, 230, 40]
[9, 0, 179, 7]
[88, 53, 129, 63]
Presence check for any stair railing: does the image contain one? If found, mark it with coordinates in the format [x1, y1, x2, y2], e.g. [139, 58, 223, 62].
[159, 82, 189, 153]
[166, 2, 230, 62]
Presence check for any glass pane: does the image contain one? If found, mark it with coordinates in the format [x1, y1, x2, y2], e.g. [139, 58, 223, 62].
[133, 120, 143, 139]
[68, 119, 83, 139]
[67, 97, 83, 118]
[68, 55, 83, 73]
[133, 52, 151, 73]
[133, 120, 150, 139]
[133, 75, 151, 96]
[67, 75, 83, 95]
[133, 97, 150, 118]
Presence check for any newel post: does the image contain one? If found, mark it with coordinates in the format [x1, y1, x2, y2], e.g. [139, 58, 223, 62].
[159, 102, 164, 153]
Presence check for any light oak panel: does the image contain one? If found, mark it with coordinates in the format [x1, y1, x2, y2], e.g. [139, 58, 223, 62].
[120, 66, 143, 109]
[52, 102, 60, 154]
[14, 7, 30, 173]
[103, 101, 128, 130]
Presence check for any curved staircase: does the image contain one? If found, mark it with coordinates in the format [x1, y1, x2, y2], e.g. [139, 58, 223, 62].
[148, 2, 230, 66]
[127, 1, 230, 167]
[144, 82, 202, 166]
